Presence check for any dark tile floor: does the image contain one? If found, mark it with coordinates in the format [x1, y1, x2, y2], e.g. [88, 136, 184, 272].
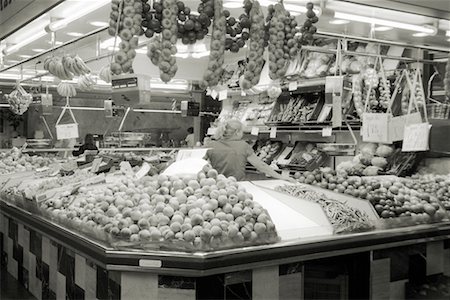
[1, 267, 36, 300]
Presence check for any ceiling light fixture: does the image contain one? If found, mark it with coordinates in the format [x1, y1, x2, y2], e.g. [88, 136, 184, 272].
[18, 55, 32, 58]
[329, 19, 350, 25]
[334, 12, 436, 34]
[45, 0, 110, 33]
[2, 29, 47, 56]
[374, 26, 393, 32]
[32, 48, 46, 52]
[259, 0, 321, 16]
[412, 32, 429, 37]
[89, 21, 109, 27]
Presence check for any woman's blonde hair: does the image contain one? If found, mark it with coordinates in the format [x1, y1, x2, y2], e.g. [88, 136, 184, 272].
[214, 119, 244, 140]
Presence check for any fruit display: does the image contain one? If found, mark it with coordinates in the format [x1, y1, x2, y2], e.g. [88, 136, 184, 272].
[275, 184, 373, 233]
[266, 2, 299, 80]
[300, 43, 335, 78]
[43, 54, 90, 80]
[267, 93, 322, 124]
[0, 148, 56, 175]
[202, 0, 226, 88]
[38, 165, 279, 251]
[240, 0, 265, 90]
[337, 143, 394, 176]
[77, 74, 96, 91]
[4, 84, 32, 115]
[296, 2, 319, 46]
[404, 174, 450, 210]
[253, 140, 283, 164]
[108, 0, 143, 75]
[294, 168, 448, 224]
[56, 82, 77, 97]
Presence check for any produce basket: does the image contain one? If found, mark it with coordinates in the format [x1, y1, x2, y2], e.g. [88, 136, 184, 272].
[316, 122, 357, 156]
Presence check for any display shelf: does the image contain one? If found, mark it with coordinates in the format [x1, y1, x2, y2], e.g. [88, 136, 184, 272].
[1, 197, 449, 275]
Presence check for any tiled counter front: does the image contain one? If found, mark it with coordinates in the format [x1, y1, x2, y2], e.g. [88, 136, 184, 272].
[1, 202, 450, 300]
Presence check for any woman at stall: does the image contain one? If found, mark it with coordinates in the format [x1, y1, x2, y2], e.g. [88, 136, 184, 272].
[205, 119, 295, 182]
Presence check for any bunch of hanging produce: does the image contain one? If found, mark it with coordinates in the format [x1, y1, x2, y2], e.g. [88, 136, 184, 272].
[223, 7, 249, 53]
[240, 0, 265, 90]
[4, 84, 32, 115]
[99, 64, 112, 83]
[56, 82, 77, 97]
[43, 55, 90, 80]
[142, 0, 211, 45]
[202, 0, 226, 88]
[146, 0, 179, 83]
[275, 184, 373, 233]
[266, 2, 299, 80]
[296, 2, 319, 46]
[108, 0, 143, 75]
[77, 74, 96, 91]
[445, 52, 450, 100]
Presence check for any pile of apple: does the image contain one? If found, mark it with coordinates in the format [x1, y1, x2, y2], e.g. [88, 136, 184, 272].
[40, 165, 279, 251]
[405, 174, 450, 211]
[294, 168, 448, 223]
[0, 148, 56, 175]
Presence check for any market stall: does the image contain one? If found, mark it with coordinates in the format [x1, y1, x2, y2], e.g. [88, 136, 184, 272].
[1, 0, 450, 299]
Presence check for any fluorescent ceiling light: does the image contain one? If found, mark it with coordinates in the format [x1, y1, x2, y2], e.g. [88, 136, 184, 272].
[2, 28, 47, 55]
[47, 0, 110, 34]
[374, 26, 393, 32]
[47, 41, 63, 46]
[46, 20, 67, 32]
[89, 21, 109, 27]
[101, 37, 120, 49]
[412, 32, 429, 37]
[446, 30, 450, 37]
[18, 55, 32, 58]
[66, 32, 84, 37]
[329, 19, 350, 25]
[334, 12, 436, 34]
[151, 83, 190, 90]
[32, 48, 46, 52]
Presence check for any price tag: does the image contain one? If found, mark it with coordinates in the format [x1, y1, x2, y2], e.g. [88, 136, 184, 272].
[90, 158, 102, 173]
[402, 123, 432, 152]
[241, 90, 247, 96]
[135, 162, 151, 179]
[119, 161, 133, 173]
[270, 127, 277, 138]
[218, 89, 228, 101]
[322, 127, 332, 137]
[288, 81, 298, 91]
[207, 127, 217, 136]
[251, 127, 259, 136]
[211, 89, 218, 100]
